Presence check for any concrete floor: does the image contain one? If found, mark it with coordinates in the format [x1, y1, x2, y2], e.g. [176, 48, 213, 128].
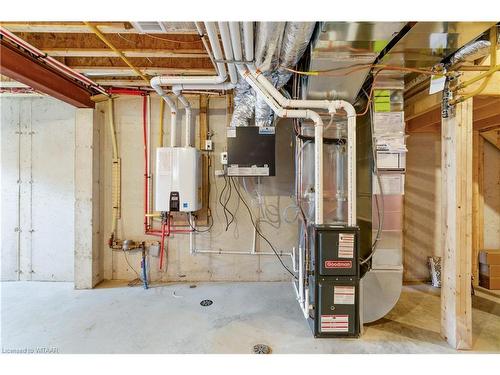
[1, 281, 499, 354]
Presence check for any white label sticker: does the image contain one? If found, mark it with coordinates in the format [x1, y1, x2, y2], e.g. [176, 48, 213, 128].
[334, 286, 355, 305]
[338, 233, 354, 258]
[320, 315, 349, 332]
[429, 74, 446, 95]
[226, 128, 236, 138]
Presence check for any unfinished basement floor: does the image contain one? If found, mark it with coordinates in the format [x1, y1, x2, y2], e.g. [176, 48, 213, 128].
[1, 281, 499, 354]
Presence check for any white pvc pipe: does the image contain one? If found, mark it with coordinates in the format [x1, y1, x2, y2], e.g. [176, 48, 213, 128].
[243, 22, 254, 61]
[346, 110, 357, 226]
[193, 249, 293, 256]
[171, 88, 193, 147]
[218, 22, 238, 84]
[172, 83, 235, 91]
[150, 80, 178, 147]
[229, 22, 243, 62]
[204, 22, 228, 80]
[248, 66, 336, 113]
[194, 22, 219, 74]
[239, 66, 324, 224]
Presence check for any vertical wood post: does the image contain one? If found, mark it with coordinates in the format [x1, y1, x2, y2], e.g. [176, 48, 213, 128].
[198, 94, 209, 224]
[441, 98, 473, 349]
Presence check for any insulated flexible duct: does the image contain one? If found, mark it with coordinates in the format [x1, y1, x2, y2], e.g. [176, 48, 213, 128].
[254, 22, 315, 126]
[450, 40, 492, 66]
[254, 22, 286, 127]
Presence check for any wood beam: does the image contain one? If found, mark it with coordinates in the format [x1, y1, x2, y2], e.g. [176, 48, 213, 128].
[472, 131, 484, 287]
[474, 113, 500, 132]
[404, 89, 442, 121]
[0, 41, 94, 108]
[441, 98, 473, 349]
[406, 107, 441, 132]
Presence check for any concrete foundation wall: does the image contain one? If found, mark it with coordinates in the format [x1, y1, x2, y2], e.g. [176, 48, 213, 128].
[97, 95, 297, 282]
[1, 97, 76, 281]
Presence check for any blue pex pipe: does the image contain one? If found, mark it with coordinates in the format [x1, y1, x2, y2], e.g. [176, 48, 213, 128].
[141, 254, 149, 290]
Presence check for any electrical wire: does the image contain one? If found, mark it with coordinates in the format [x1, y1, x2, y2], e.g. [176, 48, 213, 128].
[144, 33, 204, 45]
[230, 177, 297, 279]
[122, 249, 143, 287]
[218, 175, 229, 229]
[359, 94, 385, 266]
[283, 64, 444, 77]
[186, 211, 214, 233]
[224, 175, 235, 230]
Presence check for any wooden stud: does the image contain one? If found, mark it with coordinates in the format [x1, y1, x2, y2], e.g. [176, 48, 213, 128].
[472, 131, 484, 287]
[441, 97, 473, 349]
[196, 94, 210, 225]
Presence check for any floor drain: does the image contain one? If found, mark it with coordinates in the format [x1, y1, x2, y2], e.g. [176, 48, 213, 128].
[200, 299, 213, 306]
[189, 285, 197, 288]
[252, 344, 271, 354]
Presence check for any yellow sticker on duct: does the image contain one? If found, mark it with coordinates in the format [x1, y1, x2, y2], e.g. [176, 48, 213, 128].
[374, 101, 391, 112]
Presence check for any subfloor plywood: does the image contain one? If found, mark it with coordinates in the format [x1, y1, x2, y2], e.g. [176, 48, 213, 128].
[1, 281, 499, 353]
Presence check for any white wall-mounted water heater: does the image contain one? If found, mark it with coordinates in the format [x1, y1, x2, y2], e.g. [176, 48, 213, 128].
[155, 147, 202, 212]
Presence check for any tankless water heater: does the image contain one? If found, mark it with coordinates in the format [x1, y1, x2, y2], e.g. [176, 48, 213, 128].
[155, 147, 201, 212]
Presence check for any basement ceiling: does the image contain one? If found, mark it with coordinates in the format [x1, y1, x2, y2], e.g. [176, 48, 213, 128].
[0, 21, 215, 87]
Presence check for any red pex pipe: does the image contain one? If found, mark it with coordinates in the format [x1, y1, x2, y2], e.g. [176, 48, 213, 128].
[108, 88, 149, 96]
[143, 95, 150, 234]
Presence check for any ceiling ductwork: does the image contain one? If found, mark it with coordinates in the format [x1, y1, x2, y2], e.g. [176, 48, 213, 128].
[230, 22, 316, 127]
[131, 21, 197, 34]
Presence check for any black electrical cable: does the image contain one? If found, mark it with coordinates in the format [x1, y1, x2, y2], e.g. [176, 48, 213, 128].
[295, 133, 346, 145]
[186, 211, 214, 233]
[224, 175, 235, 230]
[219, 175, 229, 229]
[230, 177, 296, 279]
[219, 175, 235, 231]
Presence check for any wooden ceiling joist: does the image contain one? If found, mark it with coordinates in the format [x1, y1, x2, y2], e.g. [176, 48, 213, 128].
[406, 96, 500, 134]
[57, 56, 213, 69]
[42, 48, 208, 59]
[75, 67, 215, 76]
[12, 32, 203, 50]
[0, 22, 198, 34]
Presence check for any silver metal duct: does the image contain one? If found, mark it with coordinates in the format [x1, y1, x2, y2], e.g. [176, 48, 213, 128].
[276, 22, 316, 88]
[254, 22, 286, 71]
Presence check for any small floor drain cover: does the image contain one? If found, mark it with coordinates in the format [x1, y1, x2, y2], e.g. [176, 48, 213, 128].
[253, 344, 271, 354]
[200, 299, 213, 306]
[189, 285, 197, 288]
